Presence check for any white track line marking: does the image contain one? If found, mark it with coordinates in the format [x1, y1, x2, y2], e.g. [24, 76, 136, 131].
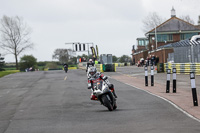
[126, 82, 200, 123]
[112, 77, 200, 123]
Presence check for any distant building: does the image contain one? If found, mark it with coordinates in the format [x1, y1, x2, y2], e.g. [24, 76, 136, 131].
[136, 37, 149, 51]
[132, 7, 200, 64]
[132, 38, 149, 64]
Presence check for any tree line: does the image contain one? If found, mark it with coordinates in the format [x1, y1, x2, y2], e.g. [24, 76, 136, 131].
[3, 55, 69, 71]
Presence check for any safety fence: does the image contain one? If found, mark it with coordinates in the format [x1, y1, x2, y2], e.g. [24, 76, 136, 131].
[114, 63, 124, 67]
[79, 62, 131, 72]
[114, 63, 131, 67]
[96, 63, 132, 72]
[164, 63, 200, 74]
[95, 64, 104, 72]
[45, 62, 131, 72]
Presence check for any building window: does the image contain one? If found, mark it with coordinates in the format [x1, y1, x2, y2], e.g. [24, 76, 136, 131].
[157, 34, 173, 42]
[138, 40, 149, 46]
[180, 33, 198, 40]
[145, 40, 149, 46]
[168, 34, 173, 41]
[138, 40, 144, 46]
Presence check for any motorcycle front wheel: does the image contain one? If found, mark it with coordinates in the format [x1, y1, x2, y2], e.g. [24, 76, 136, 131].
[102, 95, 113, 111]
[64, 68, 68, 73]
[113, 103, 117, 110]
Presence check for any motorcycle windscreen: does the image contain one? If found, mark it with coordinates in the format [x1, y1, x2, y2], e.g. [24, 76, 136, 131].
[95, 81, 103, 90]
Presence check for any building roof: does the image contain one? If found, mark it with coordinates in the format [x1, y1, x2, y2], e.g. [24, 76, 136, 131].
[158, 39, 200, 49]
[136, 37, 148, 40]
[146, 16, 200, 34]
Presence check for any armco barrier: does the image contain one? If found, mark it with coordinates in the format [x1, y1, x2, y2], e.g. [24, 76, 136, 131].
[164, 63, 200, 74]
[114, 63, 125, 67]
[68, 67, 77, 70]
[95, 64, 116, 72]
[79, 62, 135, 72]
[95, 64, 103, 72]
[78, 63, 114, 72]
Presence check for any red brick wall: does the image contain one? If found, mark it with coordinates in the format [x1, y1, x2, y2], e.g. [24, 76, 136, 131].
[137, 46, 146, 52]
[148, 48, 174, 63]
[132, 51, 148, 64]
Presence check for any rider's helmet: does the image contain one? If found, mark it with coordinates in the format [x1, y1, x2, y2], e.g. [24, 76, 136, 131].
[89, 67, 97, 78]
[89, 59, 93, 63]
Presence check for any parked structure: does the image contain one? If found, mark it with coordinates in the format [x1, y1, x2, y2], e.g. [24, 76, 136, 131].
[132, 8, 200, 64]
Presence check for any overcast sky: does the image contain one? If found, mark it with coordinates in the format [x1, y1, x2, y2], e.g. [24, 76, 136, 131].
[0, 0, 200, 62]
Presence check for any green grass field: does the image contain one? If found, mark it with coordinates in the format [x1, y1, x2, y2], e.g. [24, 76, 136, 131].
[0, 64, 78, 78]
[0, 70, 19, 78]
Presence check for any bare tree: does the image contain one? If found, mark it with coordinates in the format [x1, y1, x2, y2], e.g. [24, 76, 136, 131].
[52, 49, 74, 64]
[179, 15, 195, 25]
[0, 15, 34, 70]
[142, 12, 165, 33]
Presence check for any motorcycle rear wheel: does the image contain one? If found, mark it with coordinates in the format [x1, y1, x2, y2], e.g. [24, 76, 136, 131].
[102, 95, 113, 111]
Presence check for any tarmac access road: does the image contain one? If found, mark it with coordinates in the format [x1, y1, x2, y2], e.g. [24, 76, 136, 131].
[0, 69, 200, 133]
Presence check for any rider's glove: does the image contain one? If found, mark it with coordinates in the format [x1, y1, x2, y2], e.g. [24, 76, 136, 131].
[102, 76, 108, 80]
[108, 84, 112, 88]
[88, 86, 92, 89]
[108, 84, 114, 88]
[88, 82, 92, 89]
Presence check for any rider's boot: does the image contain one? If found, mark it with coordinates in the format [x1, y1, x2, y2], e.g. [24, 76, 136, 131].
[90, 94, 97, 100]
[113, 90, 118, 98]
[109, 84, 118, 98]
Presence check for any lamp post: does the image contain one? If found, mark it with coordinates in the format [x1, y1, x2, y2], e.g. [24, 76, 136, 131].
[155, 25, 157, 49]
[152, 37, 155, 51]
[151, 45, 154, 51]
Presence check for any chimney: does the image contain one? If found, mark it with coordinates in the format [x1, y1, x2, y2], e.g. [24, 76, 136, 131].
[171, 7, 176, 17]
[132, 45, 135, 50]
[132, 45, 136, 54]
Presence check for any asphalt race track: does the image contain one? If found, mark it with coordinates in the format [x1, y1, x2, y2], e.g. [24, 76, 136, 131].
[0, 69, 200, 133]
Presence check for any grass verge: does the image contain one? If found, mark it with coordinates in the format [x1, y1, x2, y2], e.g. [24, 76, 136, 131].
[0, 70, 20, 78]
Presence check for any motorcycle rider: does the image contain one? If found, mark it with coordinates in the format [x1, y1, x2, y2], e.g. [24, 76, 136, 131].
[86, 59, 94, 72]
[63, 63, 68, 73]
[87, 67, 117, 100]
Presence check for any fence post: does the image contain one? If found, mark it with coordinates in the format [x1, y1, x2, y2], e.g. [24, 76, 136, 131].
[151, 65, 154, 86]
[166, 69, 171, 93]
[145, 66, 148, 86]
[190, 72, 198, 106]
[173, 68, 176, 93]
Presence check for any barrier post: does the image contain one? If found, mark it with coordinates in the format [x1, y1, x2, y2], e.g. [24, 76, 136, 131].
[173, 68, 176, 93]
[151, 65, 154, 86]
[166, 69, 171, 93]
[145, 66, 148, 86]
[190, 72, 198, 106]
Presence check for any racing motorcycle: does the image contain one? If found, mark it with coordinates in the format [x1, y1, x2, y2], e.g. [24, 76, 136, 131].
[63, 65, 68, 73]
[92, 78, 117, 111]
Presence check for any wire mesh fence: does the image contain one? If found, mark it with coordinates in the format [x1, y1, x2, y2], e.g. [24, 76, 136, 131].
[160, 38, 200, 63]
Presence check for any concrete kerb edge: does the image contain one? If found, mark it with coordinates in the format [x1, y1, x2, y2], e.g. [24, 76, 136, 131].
[112, 77, 200, 123]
